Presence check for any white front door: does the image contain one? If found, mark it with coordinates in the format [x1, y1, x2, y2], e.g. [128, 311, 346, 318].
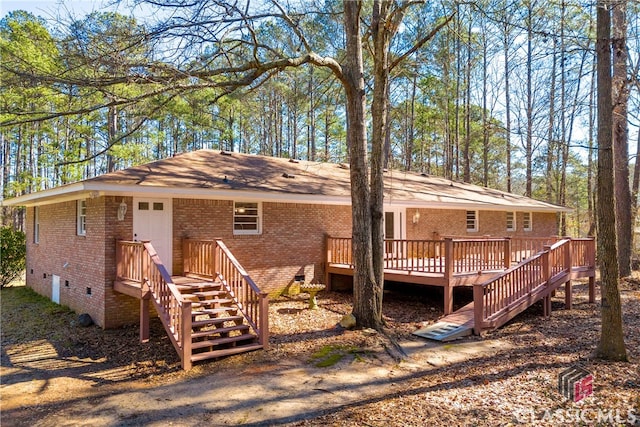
[133, 198, 173, 275]
[384, 207, 406, 256]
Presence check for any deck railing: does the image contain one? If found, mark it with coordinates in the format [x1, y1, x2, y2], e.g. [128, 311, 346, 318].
[473, 239, 573, 334]
[327, 236, 509, 276]
[451, 238, 510, 273]
[116, 240, 145, 282]
[116, 240, 192, 369]
[183, 239, 269, 348]
[570, 238, 596, 268]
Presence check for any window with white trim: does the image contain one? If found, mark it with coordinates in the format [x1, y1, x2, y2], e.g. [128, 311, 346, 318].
[233, 202, 261, 235]
[34, 206, 40, 243]
[466, 210, 478, 232]
[523, 212, 532, 231]
[77, 199, 87, 236]
[506, 211, 516, 231]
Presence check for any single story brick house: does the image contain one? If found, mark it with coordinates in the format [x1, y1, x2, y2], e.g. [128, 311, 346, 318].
[3, 149, 570, 329]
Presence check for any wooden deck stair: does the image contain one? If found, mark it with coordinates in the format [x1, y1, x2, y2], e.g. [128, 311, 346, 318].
[175, 278, 263, 362]
[116, 239, 269, 370]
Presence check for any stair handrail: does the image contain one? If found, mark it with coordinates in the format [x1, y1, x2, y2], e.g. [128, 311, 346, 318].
[141, 241, 193, 370]
[213, 239, 269, 349]
[473, 238, 572, 334]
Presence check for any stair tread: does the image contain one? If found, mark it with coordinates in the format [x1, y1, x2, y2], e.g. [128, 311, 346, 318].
[191, 333, 257, 349]
[192, 315, 244, 328]
[192, 307, 238, 316]
[190, 343, 263, 362]
[176, 283, 222, 292]
[190, 290, 228, 297]
[191, 324, 250, 338]
[191, 299, 238, 308]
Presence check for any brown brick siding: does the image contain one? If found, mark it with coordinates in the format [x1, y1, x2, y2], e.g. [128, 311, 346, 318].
[405, 208, 559, 240]
[173, 199, 352, 295]
[25, 196, 139, 329]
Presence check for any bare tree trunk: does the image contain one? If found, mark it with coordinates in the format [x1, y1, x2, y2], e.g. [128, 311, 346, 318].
[612, 0, 631, 277]
[525, 1, 534, 197]
[463, 16, 472, 183]
[588, 54, 597, 236]
[502, 5, 512, 193]
[546, 40, 557, 204]
[344, 0, 378, 329]
[595, 0, 627, 361]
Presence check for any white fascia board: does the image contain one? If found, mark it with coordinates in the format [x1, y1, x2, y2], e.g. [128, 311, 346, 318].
[396, 200, 572, 213]
[1, 183, 90, 207]
[82, 183, 353, 206]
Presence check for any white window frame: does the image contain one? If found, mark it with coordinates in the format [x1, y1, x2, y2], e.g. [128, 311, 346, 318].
[466, 210, 478, 232]
[233, 201, 261, 235]
[523, 212, 533, 232]
[77, 199, 87, 236]
[506, 211, 516, 232]
[34, 206, 40, 244]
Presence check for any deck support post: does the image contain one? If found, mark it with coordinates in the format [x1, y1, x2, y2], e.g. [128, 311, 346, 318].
[542, 246, 552, 318]
[140, 245, 151, 343]
[443, 238, 454, 315]
[140, 290, 150, 343]
[565, 281, 572, 309]
[472, 284, 484, 335]
[181, 301, 192, 371]
[503, 237, 512, 268]
[259, 292, 270, 350]
[444, 285, 454, 315]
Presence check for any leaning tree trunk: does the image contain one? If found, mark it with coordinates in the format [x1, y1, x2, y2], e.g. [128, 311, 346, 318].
[595, 0, 627, 361]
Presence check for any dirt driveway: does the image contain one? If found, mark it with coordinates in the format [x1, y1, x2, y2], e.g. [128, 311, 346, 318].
[2, 282, 639, 426]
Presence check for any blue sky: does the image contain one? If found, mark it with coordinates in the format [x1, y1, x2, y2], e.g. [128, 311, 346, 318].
[1, 0, 106, 18]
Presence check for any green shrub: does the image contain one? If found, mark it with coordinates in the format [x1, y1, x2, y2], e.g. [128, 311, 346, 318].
[1, 226, 26, 288]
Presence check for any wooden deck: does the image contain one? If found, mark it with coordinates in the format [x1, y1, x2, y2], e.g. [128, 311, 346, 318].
[327, 236, 596, 336]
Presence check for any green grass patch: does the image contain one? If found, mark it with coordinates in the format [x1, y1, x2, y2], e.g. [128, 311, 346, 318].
[309, 344, 365, 368]
[1, 286, 76, 344]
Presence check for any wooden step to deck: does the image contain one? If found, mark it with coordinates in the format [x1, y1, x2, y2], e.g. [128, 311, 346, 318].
[191, 324, 250, 339]
[190, 343, 264, 362]
[413, 321, 473, 342]
[191, 298, 234, 307]
[191, 333, 257, 350]
[192, 315, 244, 329]
[175, 282, 222, 292]
[192, 308, 239, 321]
[190, 290, 228, 298]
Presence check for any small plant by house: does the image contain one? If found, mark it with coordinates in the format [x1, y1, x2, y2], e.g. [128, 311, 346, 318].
[0, 226, 25, 289]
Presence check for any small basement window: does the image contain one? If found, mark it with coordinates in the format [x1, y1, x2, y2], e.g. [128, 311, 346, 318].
[234, 202, 261, 235]
[523, 212, 532, 231]
[506, 211, 516, 232]
[466, 210, 478, 232]
[77, 199, 87, 236]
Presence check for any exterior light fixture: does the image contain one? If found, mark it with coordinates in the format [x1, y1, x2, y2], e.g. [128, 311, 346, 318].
[117, 199, 127, 221]
[412, 210, 421, 224]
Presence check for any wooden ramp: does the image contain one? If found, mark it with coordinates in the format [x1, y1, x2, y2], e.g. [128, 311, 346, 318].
[412, 238, 596, 342]
[413, 302, 474, 342]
